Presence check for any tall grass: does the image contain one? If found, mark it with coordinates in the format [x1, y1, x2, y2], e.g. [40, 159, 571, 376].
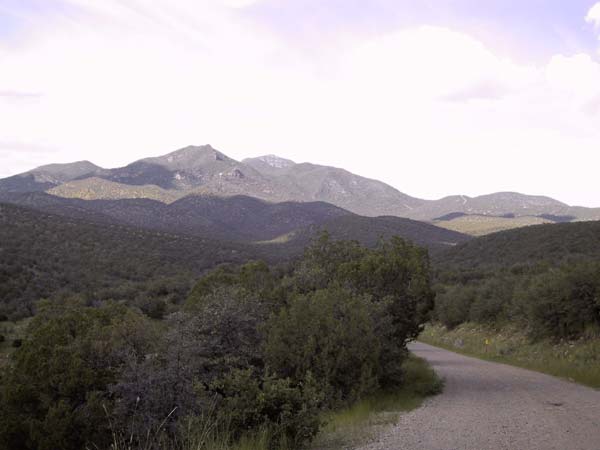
[98, 397, 281, 450]
[420, 322, 600, 388]
[310, 354, 443, 450]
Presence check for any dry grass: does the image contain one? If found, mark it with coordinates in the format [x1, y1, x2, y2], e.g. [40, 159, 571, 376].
[434, 215, 550, 236]
[420, 323, 600, 388]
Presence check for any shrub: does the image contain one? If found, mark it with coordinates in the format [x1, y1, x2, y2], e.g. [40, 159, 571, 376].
[434, 285, 475, 329]
[138, 297, 168, 320]
[265, 287, 380, 407]
[0, 300, 156, 450]
[210, 369, 322, 447]
[468, 278, 513, 325]
[524, 263, 600, 340]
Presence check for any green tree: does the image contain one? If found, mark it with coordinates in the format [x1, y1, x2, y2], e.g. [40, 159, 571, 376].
[0, 300, 156, 450]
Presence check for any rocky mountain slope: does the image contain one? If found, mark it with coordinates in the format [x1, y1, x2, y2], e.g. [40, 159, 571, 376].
[0, 146, 425, 217]
[243, 155, 425, 216]
[0, 160, 102, 193]
[2, 145, 599, 235]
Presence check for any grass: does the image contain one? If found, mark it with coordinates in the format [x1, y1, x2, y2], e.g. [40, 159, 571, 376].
[309, 354, 443, 450]
[420, 322, 600, 389]
[104, 430, 275, 450]
[103, 404, 282, 450]
[434, 215, 549, 236]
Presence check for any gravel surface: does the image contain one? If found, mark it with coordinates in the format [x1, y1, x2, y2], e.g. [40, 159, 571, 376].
[358, 342, 600, 450]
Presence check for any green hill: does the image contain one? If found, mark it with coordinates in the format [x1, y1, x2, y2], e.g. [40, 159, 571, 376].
[434, 220, 600, 270]
[0, 203, 256, 319]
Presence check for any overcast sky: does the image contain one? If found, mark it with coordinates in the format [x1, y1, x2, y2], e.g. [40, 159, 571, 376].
[1, 0, 600, 206]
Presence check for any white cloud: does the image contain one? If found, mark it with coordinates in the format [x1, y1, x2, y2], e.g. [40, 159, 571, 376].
[586, 2, 600, 28]
[546, 54, 600, 100]
[1, 5, 600, 206]
[219, 0, 261, 8]
[341, 27, 536, 102]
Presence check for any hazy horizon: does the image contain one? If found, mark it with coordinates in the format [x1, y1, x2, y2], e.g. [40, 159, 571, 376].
[1, 0, 600, 206]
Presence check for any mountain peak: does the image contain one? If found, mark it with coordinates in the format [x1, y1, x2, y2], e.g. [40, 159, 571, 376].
[255, 154, 296, 169]
[27, 160, 102, 183]
[164, 144, 228, 161]
[32, 160, 101, 174]
[141, 145, 233, 170]
[242, 155, 296, 176]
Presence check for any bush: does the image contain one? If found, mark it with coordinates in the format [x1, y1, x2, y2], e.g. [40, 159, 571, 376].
[468, 278, 512, 325]
[138, 297, 168, 320]
[433, 258, 600, 342]
[0, 300, 157, 450]
[434, 285, 475, 329]
[210, 369, 322, 447]
[524, 263, 600, 340]
[265, 287, 380, 407]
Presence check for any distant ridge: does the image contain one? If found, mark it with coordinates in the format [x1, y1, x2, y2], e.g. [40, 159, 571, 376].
[0, 160, 102, 193]
[2, 145, 599, 235]
[0, 192, 469, 249]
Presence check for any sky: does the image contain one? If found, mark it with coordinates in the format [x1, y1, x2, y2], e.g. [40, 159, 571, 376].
[1, 0, 600, 206]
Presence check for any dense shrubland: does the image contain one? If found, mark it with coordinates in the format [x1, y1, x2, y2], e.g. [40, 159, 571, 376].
[0, 203, 261, 321]
[432, 221, 600, 341]
[0, 234, 434, 450]
[0, 202, 457, 322]
[434, 261, 600, 341]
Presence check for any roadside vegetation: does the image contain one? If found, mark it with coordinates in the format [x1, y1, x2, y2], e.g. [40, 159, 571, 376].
[427, 221, 600, 388]
[421, 323, 600, 388]
[0, 234, 436, 450]
[310, 355, 443, 450]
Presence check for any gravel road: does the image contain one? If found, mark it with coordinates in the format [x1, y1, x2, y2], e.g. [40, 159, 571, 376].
[359, 342, 600, 450]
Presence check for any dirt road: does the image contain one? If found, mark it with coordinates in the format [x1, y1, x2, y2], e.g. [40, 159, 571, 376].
[359, 342, 600, 450]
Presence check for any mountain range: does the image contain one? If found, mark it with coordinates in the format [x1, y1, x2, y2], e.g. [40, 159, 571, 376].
[1, 144, 599, 236]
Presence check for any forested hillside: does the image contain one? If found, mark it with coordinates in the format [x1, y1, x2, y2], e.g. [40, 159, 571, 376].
[0, 192, 352, 242]
[0, 201, 468, 320]
[283, 214, 471, 255]
[434, 220, 600, 269]
[0, 203, 256, 319]
[432, 220, 600, 340]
